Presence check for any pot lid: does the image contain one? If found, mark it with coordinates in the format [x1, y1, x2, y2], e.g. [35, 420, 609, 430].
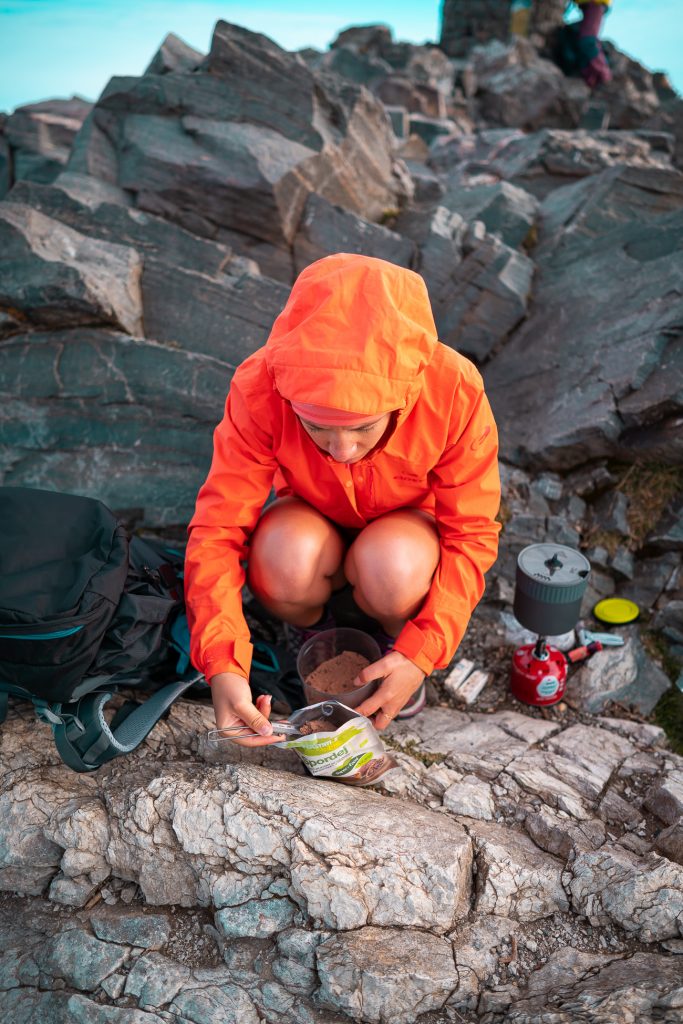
[517, 544, 591, 588]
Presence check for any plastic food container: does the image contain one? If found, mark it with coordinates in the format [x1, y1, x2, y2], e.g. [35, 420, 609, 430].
[297, 627, 381, 708]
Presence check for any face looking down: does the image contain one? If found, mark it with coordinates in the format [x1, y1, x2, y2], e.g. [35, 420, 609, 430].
[298, 413, 393, 464]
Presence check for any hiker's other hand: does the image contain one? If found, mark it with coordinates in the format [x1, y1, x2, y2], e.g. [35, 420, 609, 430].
[353, 651, 425, 730]
[210, 672, 286, 746]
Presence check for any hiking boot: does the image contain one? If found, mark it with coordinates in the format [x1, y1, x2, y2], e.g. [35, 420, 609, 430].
[396, 682, 427, 719]
[372, 627, 396, 658]
[372, 628, 426, 718]
[284, 608, 336, 654]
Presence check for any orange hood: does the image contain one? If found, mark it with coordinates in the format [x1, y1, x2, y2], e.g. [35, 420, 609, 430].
[265, 254, 438, 416]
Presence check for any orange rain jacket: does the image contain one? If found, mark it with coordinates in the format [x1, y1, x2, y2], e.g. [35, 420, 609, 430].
[185, 254, 501, 682]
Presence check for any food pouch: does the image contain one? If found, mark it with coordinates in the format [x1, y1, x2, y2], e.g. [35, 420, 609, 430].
[280, 700, 398, 786]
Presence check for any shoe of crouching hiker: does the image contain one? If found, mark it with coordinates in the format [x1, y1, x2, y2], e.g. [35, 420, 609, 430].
[284, 607, 336, 654]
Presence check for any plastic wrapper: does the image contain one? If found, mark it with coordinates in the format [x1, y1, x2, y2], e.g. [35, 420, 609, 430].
[279, 700, 398, 786]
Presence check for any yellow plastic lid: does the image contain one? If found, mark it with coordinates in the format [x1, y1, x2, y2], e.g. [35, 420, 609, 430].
[592, 597, 640, 625]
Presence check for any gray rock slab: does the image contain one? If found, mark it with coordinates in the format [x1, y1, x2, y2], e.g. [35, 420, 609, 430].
[471, 38, 586, 133]
[66, 993, 166, 1022]
[643, 768, 683, 825]
[469, 821, 568, 921]
[569, 842, 683, 941]
[215, 896, 298, 939]
[0, 763, 95, 896]
[450, 915, 516, 1010]
[656, 820, 683, 865]
[42, 926, 128, 991]
[0, 329, 232, 526]
[486, 207, 683, 470]
[470, 709, 560, 745]
[293, 192, 415, 276]
[502, 750, 591, 819]
[391, 709, 529, 781]
[546, 724, 636, 795]
[74, 22, 410, 253]
[144, 32, 203, 75]
[444, 723, 529, 781]
[388, 706, 472, 755]
[524, 805, 606, 860]
[316, 926, 458, 1024]
[394, 204, 467, 304]
[539, 164, 683, 264]
[441, 180, 539, 249]
[0, 116, 10, 200]
[272, 928, 325, 995]
[647, 497, 683, 551]
[432, 230, 534, 361]
[617, 552, 681, 611]
[443, 775, 495, 820]
[505, 950, 683, 1023]
[0, 988, 72, 1023]
[124, 951, 191, 1009]
[0, 203, 143, 335]
[170, 982, 259, 1024]
[7, 178, 289, 355]
[90, 908, 172, 949]
[4, 97, 91, 190]
[571, 632, 671, 715]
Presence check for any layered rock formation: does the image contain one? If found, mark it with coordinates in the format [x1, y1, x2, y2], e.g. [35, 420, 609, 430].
[1, 14, 683, 1024]
[1, 699, 682, 1022]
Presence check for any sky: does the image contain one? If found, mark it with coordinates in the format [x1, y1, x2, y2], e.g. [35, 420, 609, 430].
[0, 0, 680, 114]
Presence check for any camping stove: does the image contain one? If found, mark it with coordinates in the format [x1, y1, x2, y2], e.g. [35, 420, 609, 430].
[510, 544, 591, 706]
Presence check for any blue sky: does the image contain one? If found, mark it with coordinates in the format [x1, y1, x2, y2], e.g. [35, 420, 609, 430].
[0, 0, 680, 113]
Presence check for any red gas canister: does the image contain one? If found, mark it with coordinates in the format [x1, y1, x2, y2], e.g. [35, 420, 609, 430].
[510, 641, 567, 706]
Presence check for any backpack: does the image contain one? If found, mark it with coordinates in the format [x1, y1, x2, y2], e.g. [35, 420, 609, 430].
[0, 486, 204, 772]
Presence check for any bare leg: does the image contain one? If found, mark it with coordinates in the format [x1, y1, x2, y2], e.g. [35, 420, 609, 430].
[248, 498, 345, 627]
[344, 510, 440, 636]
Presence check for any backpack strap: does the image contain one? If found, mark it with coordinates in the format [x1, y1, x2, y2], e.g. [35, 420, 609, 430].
[43, 675, 202, 772]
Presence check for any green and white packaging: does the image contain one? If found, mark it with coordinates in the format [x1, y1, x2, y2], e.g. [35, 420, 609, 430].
[280, 700, 397, 786]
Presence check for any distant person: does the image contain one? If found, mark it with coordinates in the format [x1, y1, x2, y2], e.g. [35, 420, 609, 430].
[558, 0, 613, 88]
[184, 254, 501, 743]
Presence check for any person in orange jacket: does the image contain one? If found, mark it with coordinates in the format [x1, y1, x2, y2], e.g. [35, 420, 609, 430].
[185, 253, 501, 744]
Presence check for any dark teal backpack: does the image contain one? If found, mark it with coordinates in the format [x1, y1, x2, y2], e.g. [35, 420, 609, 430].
[0, 487, 203, 771]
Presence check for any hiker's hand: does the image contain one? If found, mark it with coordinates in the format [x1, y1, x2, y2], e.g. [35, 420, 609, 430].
[353, 651, 425, 731]
[210, 672, 286, 746]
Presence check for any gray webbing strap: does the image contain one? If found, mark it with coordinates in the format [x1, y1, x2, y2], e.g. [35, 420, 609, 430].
[52, 675, 203, 772]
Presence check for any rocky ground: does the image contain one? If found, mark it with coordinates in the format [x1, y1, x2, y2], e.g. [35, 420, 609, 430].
[1, 14, 683, 1024]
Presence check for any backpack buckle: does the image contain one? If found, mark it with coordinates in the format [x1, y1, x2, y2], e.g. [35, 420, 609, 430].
[34, 704, 65, 726]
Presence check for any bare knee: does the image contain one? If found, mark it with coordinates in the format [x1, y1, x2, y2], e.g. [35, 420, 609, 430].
[248, 501, 344, 605]
[346, 512, 439, 619]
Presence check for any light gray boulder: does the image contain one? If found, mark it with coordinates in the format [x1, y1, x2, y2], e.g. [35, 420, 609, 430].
[41, 926, 129, 991]
[100, 761, 473, 932]
[469, 821, 569, 920]
[316, 926, 458, 1024]
[501, 950, 682, 1024]
[571, 632, 671, 715]
[569, 842, 683, 942]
